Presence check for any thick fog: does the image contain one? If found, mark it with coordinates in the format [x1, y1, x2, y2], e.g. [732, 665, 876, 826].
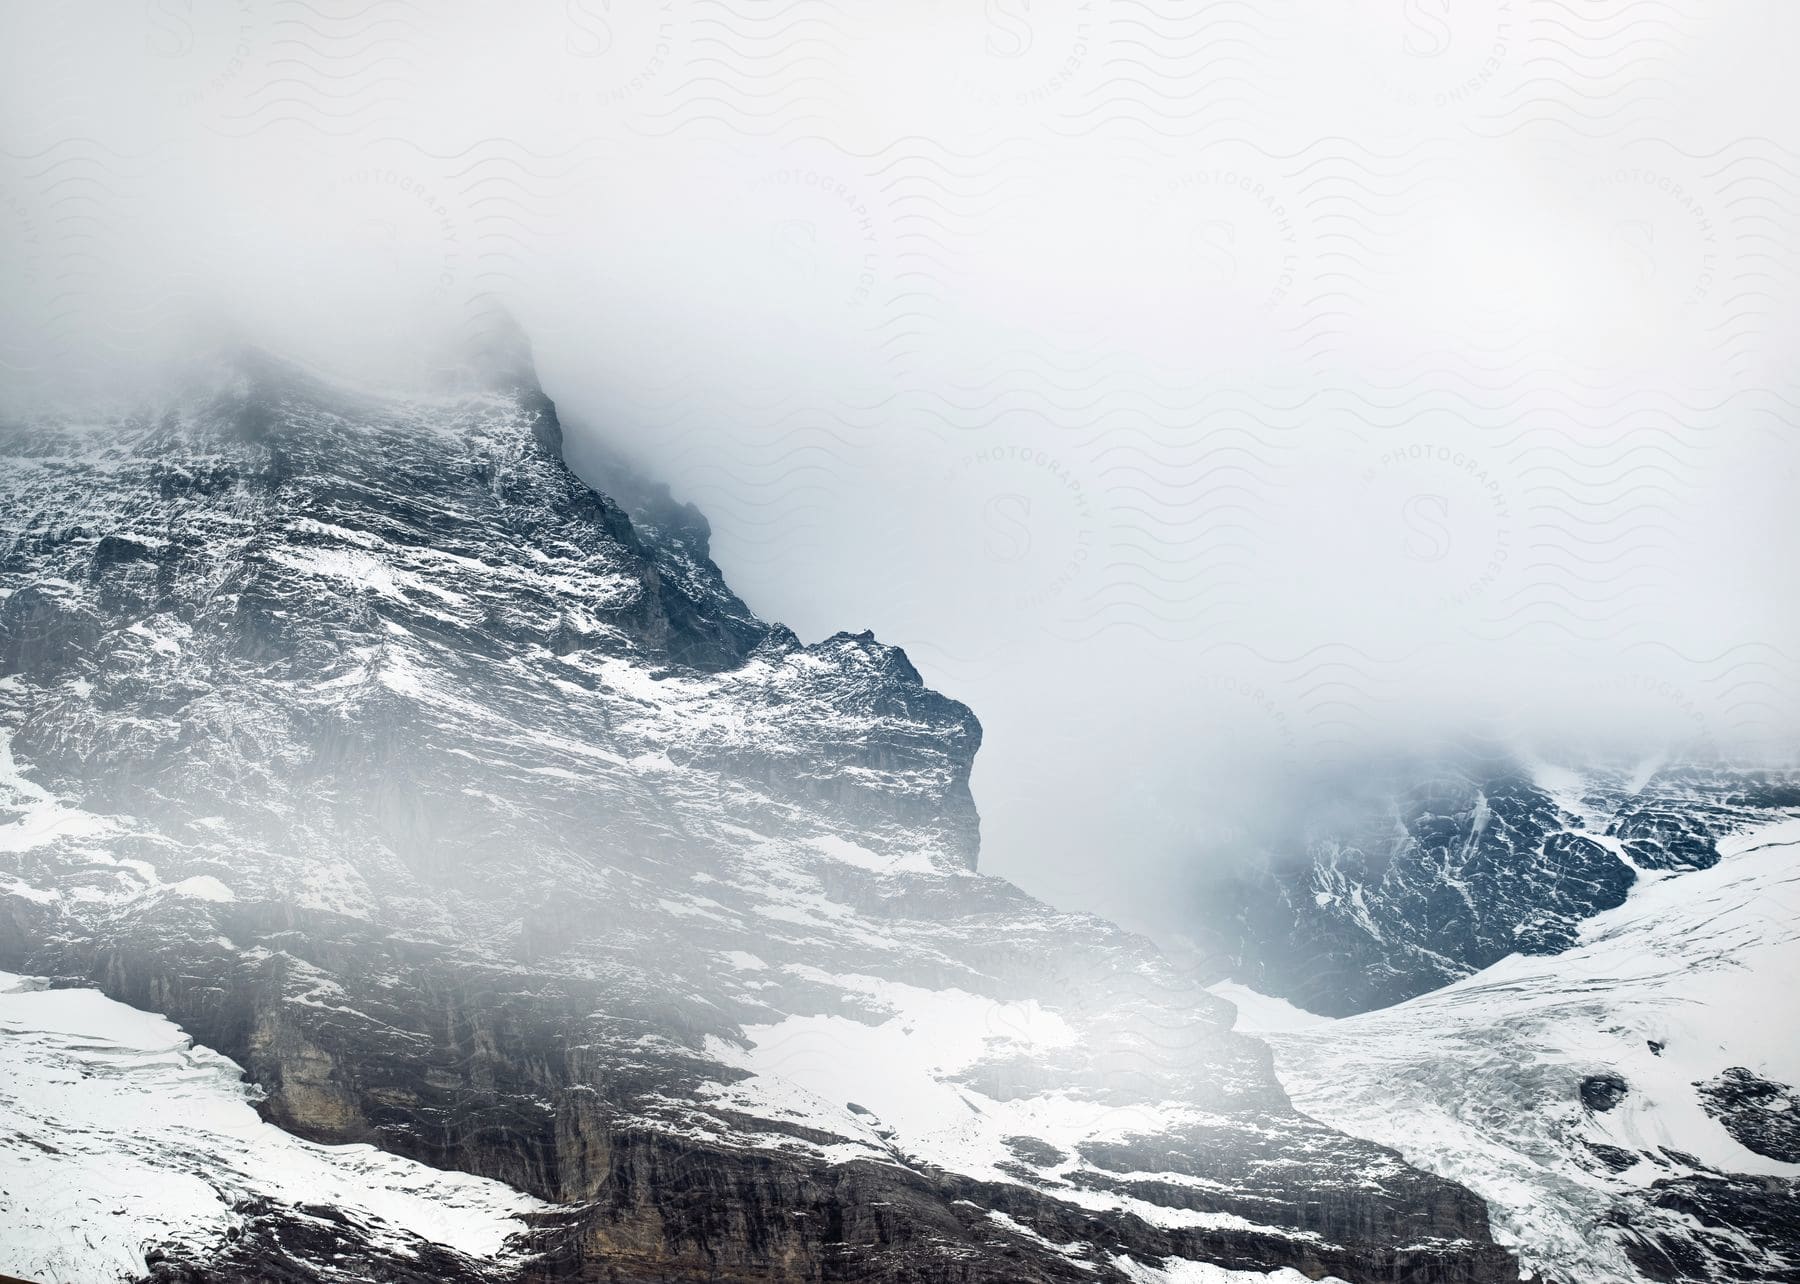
[3, 2, 1797, 932]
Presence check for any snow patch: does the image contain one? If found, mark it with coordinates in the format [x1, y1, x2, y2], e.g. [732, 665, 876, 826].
[0, 978, 546, 1283]
[1207, 983, 1334, 1035]
[168, 875, 236, 903]
[1113, 1254, 1351, 1283]
[702, 971, 1241, 1208]
[806, 833, 940, 876]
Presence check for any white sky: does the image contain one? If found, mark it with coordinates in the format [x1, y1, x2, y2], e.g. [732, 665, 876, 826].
[2, 0, 1797, 929]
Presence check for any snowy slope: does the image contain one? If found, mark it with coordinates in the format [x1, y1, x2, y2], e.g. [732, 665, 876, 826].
[0, 971, 546, 1284]
[1250, 816, 1800, 1283]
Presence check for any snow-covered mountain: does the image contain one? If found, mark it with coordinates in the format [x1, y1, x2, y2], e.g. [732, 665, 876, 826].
[1244, 815, 1800, 1284]
[1183, 751, 1800, 1017]
[0, 342, 1520, 1283]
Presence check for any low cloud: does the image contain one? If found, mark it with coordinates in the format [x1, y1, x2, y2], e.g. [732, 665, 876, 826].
[2, 2, 1795, 934]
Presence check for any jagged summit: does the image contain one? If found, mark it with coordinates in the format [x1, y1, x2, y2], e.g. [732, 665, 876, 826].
[0, 345, 1516, 1282]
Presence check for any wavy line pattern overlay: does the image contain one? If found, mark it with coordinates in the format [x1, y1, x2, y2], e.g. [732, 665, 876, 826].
[0, 1, 1794, 917]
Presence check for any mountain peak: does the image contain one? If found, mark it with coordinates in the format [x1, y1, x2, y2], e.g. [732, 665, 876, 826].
[456, 310, 541, 394]
[0, 343, 1523, 1284]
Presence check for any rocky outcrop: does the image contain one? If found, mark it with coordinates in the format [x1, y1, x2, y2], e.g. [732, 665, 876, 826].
[1696, 1068, 1800, 1164]
[0, 346, 1520, 1283]
[1618, 1174, 1800, 1283]
[1582, 1073, 1630, 1113]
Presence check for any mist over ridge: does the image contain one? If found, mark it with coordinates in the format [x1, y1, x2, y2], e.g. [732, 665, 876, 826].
[3, 1, 1797, 931]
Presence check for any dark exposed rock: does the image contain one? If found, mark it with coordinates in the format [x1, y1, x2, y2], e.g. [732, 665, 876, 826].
[0, 581, 104, 676]
[1584, 1141, 1641, 1173]
[1581, 1073, 1629, 1112]
[1696, 1067, 1800, 1163]
[1184, 755, 1638, 1016]
[1616, 1174, 1800, 1283]
[1187, 757, 1800, 1017]
[1003, 1135, 1067, 1168]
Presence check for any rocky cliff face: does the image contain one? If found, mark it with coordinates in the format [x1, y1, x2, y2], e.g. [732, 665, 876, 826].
[1183, 751, 1800, 1017]
[0, 348, 1520, 1283]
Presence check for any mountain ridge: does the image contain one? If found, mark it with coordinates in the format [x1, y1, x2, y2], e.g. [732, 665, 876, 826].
[1181, 748, 1800, 1017]
[0, 344, 1518, 1283]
